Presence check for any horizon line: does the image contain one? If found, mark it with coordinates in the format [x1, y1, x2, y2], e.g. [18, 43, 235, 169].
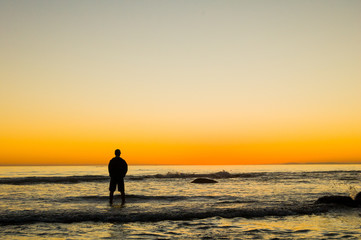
[1, 162, 361, 167]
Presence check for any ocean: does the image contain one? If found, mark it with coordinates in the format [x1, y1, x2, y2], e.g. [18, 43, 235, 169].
[0, 164, 361, 239]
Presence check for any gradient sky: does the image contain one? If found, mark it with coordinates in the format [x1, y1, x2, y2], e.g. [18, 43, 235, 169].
[1, 0, 361, 165]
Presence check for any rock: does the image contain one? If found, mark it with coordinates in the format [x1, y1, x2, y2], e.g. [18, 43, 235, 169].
[354, 192, 361, 203]
[315, 195, 357, 207]
[191, 178, 218, 184]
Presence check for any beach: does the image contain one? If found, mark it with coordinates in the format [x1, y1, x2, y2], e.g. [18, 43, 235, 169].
[1, 165, 361, 239]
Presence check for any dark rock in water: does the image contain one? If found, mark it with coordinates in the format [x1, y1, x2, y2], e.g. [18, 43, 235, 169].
[355, 192, 361, 203]
[191, 178, 218, 184]
[315, 195, 357, 207]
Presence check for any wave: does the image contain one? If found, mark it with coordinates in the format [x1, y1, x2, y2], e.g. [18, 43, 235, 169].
[149, 171, 266, 179]
[0, 204, 330, 226]
[0, 175, 108, 185]
[142, 170, 361, 181]
[65, 194, 189, 202]
[0, 171, 264, 185]
[217, 200, 258, 204]
[1, 170, 360, 185]
[58, 195, 261, 210]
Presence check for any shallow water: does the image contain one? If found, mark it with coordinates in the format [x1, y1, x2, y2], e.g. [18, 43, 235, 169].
[1, 165, 361, 239]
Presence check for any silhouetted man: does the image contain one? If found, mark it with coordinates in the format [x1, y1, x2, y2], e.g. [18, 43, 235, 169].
[108, 149, 128, 205]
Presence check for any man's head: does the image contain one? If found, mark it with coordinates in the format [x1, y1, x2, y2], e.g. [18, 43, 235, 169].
[115, 149, 121, 157]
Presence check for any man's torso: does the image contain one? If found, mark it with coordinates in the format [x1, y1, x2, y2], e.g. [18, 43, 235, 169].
[108, 157, 127, 178]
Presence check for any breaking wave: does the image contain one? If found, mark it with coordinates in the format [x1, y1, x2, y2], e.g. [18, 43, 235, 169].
[1, 170, 360, 185]
[0, 175, 108, 185]
[65, 194, 190, 202]
[143, 171, 266, 179]
[0, 171, 265, 185]
[0, 204, 330, 226]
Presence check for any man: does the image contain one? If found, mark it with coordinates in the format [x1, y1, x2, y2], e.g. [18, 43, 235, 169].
[108, 149, 128, 205]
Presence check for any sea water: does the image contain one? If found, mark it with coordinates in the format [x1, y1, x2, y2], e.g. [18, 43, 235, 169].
[0, 165, 361, 239]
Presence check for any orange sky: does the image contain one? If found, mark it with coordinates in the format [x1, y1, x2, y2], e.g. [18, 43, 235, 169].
[1, 121, 361, 165]
[1, 1, 361, 165]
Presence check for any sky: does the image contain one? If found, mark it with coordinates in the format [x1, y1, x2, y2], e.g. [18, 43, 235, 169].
[1, 0, 361, 165]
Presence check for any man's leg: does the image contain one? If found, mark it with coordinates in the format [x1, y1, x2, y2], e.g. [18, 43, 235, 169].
[119, 178, 125, 205]
[109, 191, 114, 205]
[120, 190, 125, 205]
[109, 178, 116, 205]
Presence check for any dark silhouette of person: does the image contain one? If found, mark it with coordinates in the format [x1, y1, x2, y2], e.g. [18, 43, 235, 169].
[108, 149, 128, 205]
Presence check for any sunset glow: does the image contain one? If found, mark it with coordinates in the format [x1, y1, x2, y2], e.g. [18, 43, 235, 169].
[1, 1, 361, 165]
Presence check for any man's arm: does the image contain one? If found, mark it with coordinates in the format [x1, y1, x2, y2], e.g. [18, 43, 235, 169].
[108, 160, 112, 177]
[124, 162, 128, 176]
[121, 160, 128, 177]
